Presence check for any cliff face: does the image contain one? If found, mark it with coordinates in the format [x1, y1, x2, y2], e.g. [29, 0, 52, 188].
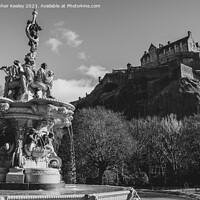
[72, 63, 200, 119]
[148, 77, 200, 118]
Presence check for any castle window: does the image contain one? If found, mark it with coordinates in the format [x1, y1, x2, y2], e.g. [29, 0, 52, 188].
[176, 44, 180, 52]
[180, 42, 183, 51]
[174, 44, 177, 53]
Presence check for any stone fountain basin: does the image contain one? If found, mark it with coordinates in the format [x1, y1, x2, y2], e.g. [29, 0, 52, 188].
[0, 184, 139, 200]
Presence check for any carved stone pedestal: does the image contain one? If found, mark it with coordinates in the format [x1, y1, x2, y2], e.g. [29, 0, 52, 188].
[6, 168, 24, 183]
[25, 168, 61, 184]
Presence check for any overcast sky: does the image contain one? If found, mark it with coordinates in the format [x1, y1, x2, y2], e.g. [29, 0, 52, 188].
[0, 0, 200, 102]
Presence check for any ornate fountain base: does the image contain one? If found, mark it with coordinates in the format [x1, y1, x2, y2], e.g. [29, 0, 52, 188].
[0, 184, 140, 200]
[0, 97, 75, 190]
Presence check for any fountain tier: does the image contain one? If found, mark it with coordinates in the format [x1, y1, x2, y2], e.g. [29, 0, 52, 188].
[0, 97, 74, 189]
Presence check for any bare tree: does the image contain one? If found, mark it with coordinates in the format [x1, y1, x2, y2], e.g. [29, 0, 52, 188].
[73, 107, 131, 184]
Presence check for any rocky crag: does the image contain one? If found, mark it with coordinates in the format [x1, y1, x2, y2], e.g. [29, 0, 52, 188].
[72, 61, 200, 119]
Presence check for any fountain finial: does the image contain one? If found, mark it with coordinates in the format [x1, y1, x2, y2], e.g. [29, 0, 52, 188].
[26, 9, 42, 60]
[32, 9, 38, 24]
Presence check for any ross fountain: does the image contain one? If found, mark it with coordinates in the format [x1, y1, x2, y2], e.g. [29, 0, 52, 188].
[0, 9, 140, 200]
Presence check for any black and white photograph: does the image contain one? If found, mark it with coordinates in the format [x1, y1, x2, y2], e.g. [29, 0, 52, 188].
[0, 0, 200, 199]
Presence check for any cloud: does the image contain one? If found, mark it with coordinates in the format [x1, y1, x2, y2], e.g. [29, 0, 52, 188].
[58, 28, 83, 47]
[52, 65, 109, 102]
[78, 65, 109, 79]
[52, 78, 94, 102]
[46, 38, 62, 54]
[46, 21, 83, 53]
[78, 51, 87, 60]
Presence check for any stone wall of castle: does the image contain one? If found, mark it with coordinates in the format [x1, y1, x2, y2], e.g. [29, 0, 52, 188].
[180, 64, 194, 79]
[101, 61, 199, 100]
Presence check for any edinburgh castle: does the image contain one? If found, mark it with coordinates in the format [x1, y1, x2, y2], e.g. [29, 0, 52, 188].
[74, 32, 200, 119]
